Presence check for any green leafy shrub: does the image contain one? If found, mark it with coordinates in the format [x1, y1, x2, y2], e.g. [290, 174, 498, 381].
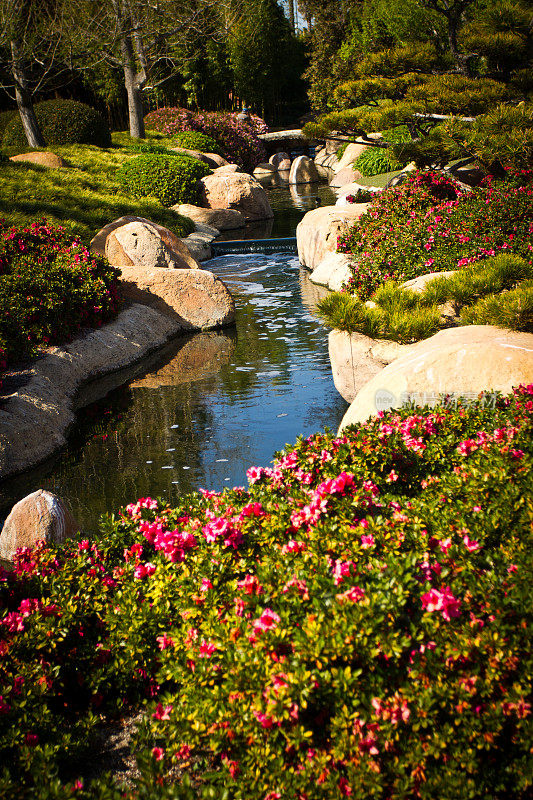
[129, 141, 177, 156]
[2, 100, 111, 149]
[353, 126, 412, 176]
[173, 130, 223, 155]
[0, 220, 120, 366]
[1, 389, 532, 798]
[340, 170, 533, 299]
[117, 153, 210, 207]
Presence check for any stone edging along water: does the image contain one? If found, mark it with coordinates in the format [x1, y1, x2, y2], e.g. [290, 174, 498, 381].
[0, 304, 201, 481]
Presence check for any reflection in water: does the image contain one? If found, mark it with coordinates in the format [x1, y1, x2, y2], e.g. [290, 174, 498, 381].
[0, 251, 348, 535]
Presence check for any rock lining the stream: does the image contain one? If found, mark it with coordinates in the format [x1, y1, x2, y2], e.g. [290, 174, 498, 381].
[0, 303, 228, 480]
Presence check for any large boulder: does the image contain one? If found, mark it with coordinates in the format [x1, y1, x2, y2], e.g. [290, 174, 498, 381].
[401, 270, 456, 294]
[329, 330, 408, 404]
[309, 252, 353, 292]
[105, 220, 201, 270]
[0, 490, 78, 561]
[330, 167, 364, 188]
[200, 172, 274, 221]
[268, 151, 291, 169]
[118, 266, 235, 330]
[253, 162, 276, 176]
[333, 142, 369, 174]
[297, 204, 370, 271]
[10, 151, 67, 168]
[173, 204, 245, 231]
[91, 216, 200, 269]
[339, 325, 533, 430]
[289, 155, 320, 185]
[213, 164, 240, 174]
[181, 222, 220, 262]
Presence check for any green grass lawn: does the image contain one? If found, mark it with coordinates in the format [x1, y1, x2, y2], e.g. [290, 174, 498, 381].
[0, 132, 194, 245]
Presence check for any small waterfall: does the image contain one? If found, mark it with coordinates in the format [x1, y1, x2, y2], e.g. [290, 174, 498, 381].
[211, 237, 297, 256]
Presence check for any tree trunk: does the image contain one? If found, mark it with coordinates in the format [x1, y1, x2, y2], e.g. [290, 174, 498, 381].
[123, 62, 145, 138]
[10, 39, 46, 148]
[288, 0, 295, 31]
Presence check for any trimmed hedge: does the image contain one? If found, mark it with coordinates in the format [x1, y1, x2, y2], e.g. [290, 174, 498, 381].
[117, 153, 211, 207]
[0, 220, 121, 367]
[2, 100, 111, 149]
[0, 389, 532, 798]
[173, 130, 223, 155]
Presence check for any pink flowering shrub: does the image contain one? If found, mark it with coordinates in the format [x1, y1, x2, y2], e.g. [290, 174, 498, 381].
[1, 389, 533, 798]
[0, 220, 121, 368]
[144, 107, 268, 171]
[340, 170, 533, 300]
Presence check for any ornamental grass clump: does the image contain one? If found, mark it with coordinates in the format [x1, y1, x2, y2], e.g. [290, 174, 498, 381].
[1, 389, 533, 799]
[340, 170, 533, 299]
[0, 220, 120, 367]
[352, 126, 412, 177]
[117, 153, 211, 207]
[318, 254, 533, 343]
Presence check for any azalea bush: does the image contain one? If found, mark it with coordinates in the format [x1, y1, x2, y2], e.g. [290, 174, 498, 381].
[144, 107, 267, 171]
[0, 220, 121, 367]
[340, 170, 533, 300]
[1, 388, 533, 799]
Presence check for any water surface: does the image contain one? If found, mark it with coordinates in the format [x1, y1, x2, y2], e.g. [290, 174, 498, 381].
[1, 254, 347, 533]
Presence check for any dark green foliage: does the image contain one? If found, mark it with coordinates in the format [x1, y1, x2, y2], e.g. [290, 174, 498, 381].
[2, 100, 111, 149]
[0, 110, 17, 140]
[117, 153, 210, 207]
[173, 130, 223, 155]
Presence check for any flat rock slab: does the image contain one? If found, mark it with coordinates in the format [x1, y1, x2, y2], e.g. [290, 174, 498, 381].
[10, 151, 68, 168]
[329, 329, 408, 404]
[0, 304, 187, 480]
[118, 266, 235, 330]
[173, 204, 245, 231]
[339, 325, 533, 430]
[297, 204, 370, 271]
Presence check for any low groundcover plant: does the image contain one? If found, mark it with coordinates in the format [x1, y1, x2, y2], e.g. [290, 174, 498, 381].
[1, 388, 532, 799]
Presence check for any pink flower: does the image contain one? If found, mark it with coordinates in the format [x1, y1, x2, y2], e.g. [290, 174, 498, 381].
[421, 586, 461, 621]
[152, 703, 173, 720]
[175, 744, 191, 760]
[332, 559, 355, 585]
[24, 733, 39, 746]
[336, 585, 365, 604]
[199, 639, 217, 658]
[134, 562, 156, 579]
[360, 534, 375, 549]
[463, 534, 480, 552]
[200, 578, 213, 592]
[253, 608, 280, 633]
[152, 747, 165, 761]
[156, 633, 175, 650]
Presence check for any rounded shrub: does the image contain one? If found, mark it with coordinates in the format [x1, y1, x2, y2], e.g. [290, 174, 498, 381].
[2, 99, 111, 149]
[117, 153, 211, 207]
[173, 130, 223, 155]
[0, 109, 17, 141]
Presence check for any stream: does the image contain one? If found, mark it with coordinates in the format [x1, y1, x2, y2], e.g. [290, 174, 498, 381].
[0, 180, 349, 534]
